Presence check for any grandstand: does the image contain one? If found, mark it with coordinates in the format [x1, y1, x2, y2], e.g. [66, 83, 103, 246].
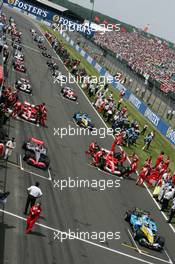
[93, 31, 175, 95]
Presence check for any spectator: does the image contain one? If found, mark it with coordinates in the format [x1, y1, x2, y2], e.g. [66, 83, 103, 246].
[142, 132, 154, 151]
[117, 98, 123, 110]
[167, 109, 172, 119]
[140, 124, 148, 135]
[24, 182, 42, 215]
[4, 137, 16, 160]
[170, 110, 175, 120]
[167, 198, 175, 223]
[161, 187, 175, 211]
[93, 31, 175, 94]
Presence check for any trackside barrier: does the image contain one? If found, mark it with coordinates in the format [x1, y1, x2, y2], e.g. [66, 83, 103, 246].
[4, 3, 175, 146]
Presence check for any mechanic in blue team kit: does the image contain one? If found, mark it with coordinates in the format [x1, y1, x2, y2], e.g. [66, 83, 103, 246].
[167, 198, 175, 223]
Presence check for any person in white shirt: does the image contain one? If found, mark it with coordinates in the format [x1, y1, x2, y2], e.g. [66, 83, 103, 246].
[161, 187, 175, 211]
[167, 198, 175, 223]
[24, 182, 42, 215]
[4, 137, 16, 160]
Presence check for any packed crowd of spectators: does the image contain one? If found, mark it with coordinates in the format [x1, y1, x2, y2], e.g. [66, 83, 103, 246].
[93, 31, 175, 93]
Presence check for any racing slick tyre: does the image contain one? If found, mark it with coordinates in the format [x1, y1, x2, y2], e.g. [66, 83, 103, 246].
[22, 142, 27, 149]
[39, 154, 50, 170]
[124, 211, 131, 222]
[156, 236, 165, 249]
[23, 150, 35, 161]
[134, 229, 146, 241]
[114, 152, 122, 160]
[120, 166, 130, 177]
[98, 156, 106, 170]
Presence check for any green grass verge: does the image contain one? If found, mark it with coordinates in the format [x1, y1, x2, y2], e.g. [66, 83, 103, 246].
[40, 24, 175, 174]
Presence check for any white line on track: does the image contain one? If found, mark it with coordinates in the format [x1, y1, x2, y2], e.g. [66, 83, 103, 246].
[16, 117, 39, 126]
[48, 168, 52, 181]
[0, 208, 166, 264]
[19, 154, 23, 170]
[127, 229, 173, 264]
[141, 251, 173, 264]
[7, 161, 21, 169]
[21, 168, 51, 181]
[36, 24, 175, 234]
[87, 163, 122, 179]
[127, 229, 141, 253]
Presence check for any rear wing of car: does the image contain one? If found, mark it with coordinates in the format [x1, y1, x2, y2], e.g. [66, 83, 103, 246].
[30, 137, 44, 145]
[133, 207, 150, 216]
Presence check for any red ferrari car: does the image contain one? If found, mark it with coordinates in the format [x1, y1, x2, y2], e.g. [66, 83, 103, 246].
[11, 30, 22, 38]
[14, 61, 27, 73]
[15, 101, 46, 126]
[61, 87, 78, 101]
[38, 44, 47, 50]
[22, 137, 50, 170]
[18, 101, 38, 123]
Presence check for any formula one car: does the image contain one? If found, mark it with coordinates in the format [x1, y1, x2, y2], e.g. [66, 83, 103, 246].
[125, 208, 165, 251]
[13, 101, 47, 126]
[86, 143, 129, 177]
[38, 44, 47, 50]
[12, 41, 22, 51]
[16, 101, 37, 123]
[61, 87, 77, 101]
[73, 112, 94, 130]
[12, 35, 21, 44]
[53, 71, 67, 83]
[42, 51, 52, 58]
[13, 61, 27, 73]
[13, 51, 24, 61]
[11, 30, 22, 38]
[15, 78, 32, 94]
[22, 137, 50, 170]
[47, 60, 59, 71]
[34, 35, 44, 43]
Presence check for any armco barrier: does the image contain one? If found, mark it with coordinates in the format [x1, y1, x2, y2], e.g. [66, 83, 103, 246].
[4, 3, 175, 146]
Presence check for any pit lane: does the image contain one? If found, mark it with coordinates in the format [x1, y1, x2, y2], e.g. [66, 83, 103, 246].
[0, 5, 175, 264]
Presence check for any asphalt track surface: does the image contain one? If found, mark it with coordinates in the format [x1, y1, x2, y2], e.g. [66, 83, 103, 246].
[0, 6, 175, 264]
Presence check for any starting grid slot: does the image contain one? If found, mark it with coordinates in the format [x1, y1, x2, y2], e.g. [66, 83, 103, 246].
[8, 155, 52, 181]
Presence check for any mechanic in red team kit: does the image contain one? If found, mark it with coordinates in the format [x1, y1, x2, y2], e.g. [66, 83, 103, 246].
[25, 203, 42, 234]
[155, 151, 164, 169]
[36, 103, 47, 126]
[12, 100, 22, 118]
[86, 141, 100, 156]
[126, 153, 139, 177]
